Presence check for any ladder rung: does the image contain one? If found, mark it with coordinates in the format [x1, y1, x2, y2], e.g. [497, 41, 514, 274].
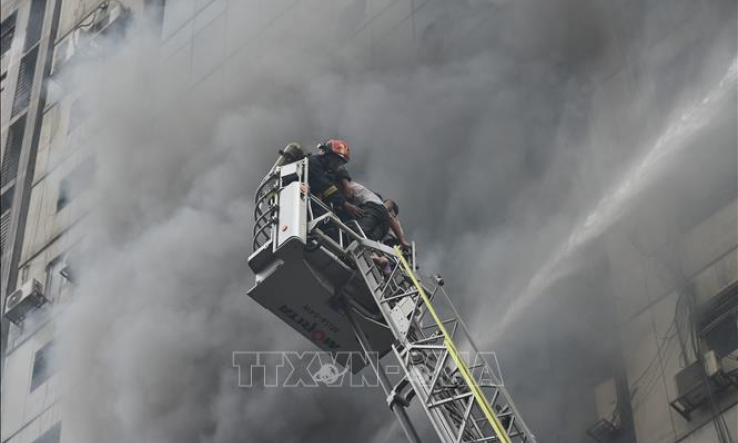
[427, 392, 473, 409]
[422, 317, 457, 329]
[412, 333, 444, 345]
[380, 289, 419, 303]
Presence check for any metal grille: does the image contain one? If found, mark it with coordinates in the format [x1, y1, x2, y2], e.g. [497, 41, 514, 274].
[24, 0, 46, 50]
[0, 13, 16, 57]
[0, 188, 13, 255]
[1, 116, 26, 188]
[0, 207, 11, 255]
[11, 48, 37, 116]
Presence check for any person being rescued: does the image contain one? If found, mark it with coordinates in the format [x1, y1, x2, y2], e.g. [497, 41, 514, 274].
[341, 181, 408, 245]
[339, 179, 412, 274]
[381, 199, 411, 251]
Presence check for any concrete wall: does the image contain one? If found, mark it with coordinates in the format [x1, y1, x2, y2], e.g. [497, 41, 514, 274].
[610, 198, 737, 443]
[581, 2, 736, 440]
[1, 0, 140, 441]
[1, 320, 62, 442]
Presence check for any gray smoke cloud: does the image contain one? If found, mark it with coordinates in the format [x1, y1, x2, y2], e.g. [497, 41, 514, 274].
[51, 0, 736, 442]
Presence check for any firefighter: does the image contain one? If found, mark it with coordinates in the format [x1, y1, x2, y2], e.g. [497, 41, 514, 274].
[307, 139, 362, 220]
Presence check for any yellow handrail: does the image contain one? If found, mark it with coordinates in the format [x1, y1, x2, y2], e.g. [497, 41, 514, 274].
[395, 247, 513, 443]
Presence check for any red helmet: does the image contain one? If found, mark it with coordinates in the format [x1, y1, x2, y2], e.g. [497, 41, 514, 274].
[318, 139, 351, 162]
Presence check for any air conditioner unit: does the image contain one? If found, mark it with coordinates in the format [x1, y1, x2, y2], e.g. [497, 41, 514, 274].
[670, 350, 735, 420]
[4, 278, 48, 325]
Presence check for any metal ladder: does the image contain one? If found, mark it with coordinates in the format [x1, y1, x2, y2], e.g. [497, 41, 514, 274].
[346, 245, 537, 443]
[249, 155, 537, 443]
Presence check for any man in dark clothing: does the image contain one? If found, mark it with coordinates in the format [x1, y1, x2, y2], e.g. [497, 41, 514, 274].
[341, 182, 412, 274]
[351, 182, 390, 241]
[307, 139, 362, 220]
[383, 199, 412, 250]
[343, 181, 410, 246]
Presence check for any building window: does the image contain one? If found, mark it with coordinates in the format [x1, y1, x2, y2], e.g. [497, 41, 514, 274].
[0, 13, 16, 58]
[1, 115, 26, 188]
[32, 422, 61, 443]
[703, 314, 738, 358]
[12, 48, 38, 116]
[0, 187, 14, 254]
[24, 0, 47, 51]
[56, 156, 95, 211]
[30, 340, 56, 391]
[45, 254, 72, 300]
[699, 284, 738, 359]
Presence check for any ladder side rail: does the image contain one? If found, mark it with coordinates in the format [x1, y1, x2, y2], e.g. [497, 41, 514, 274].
[349, 248, 459, 442]
[434, 286, 537, 442]
[353, 248, 474, 443]
[406, 270, 533, 442]
[416, 355, 488, 443]
[393, 345, 461, 443]
[412, 300, 524, 441]
[352, 244, 533, 442]
[436, 286, 503, 385]
[426, 358, 490, 442]
[300, 207, 535, 442]
[395, 249, 523, 443]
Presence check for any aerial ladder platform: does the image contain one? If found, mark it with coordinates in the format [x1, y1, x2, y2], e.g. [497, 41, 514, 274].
[247, 148, 537, 443]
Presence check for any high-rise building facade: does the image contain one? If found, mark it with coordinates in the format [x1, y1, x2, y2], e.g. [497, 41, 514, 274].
[1, 0, 147, 441]
[1, 0, 735, 442]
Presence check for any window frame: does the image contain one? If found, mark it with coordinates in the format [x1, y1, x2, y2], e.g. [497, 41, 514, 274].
[698, 283, 738, 359]
[30, 340, 56, 392]
[0, 12, 17, 58]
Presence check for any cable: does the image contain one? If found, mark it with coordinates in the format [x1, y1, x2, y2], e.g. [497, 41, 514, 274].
[627, 321, 678, 396]
[682, 289, 735, 443]
[631, 338, 681, 409]
[620, 228, 735, 443]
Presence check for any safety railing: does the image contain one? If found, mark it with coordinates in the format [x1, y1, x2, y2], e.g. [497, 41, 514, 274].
[252, 156, 410, 264]
[252, 172, 281, 251]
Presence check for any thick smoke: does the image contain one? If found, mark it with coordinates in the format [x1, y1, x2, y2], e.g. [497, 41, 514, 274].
[52, 0, 736, 442]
